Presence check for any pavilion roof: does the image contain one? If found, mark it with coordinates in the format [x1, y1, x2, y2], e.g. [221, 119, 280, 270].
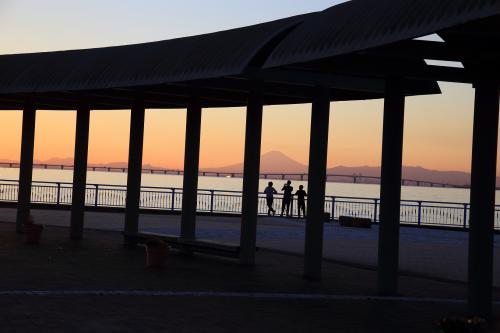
[0, 14, 307, 95]
[4, 1, 499, 109]
[265, 0, 500, 69]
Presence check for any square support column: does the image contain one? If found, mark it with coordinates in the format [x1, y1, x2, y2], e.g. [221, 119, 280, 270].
[239, 86, 263, 265]
[16, 104, 36, 233]
[70, 105, 91, 240]
[304, 86, 330, 279]
[377, 77, 406, 296]
[467, 80, 499, 319]
[180, 96, 202, 240]
[124, 101, 145, 239]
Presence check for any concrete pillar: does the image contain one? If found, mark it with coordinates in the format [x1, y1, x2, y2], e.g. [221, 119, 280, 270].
[180, 96, 202, 240]
[70, 106, 91, 240]
[123, 101, 145, 238]
[240, 87, 263, 265]
[304, 86, 330, 279]
[377, 77, 406, 295]
[467, 80, 499, 318]
[16, 104, 36, 233]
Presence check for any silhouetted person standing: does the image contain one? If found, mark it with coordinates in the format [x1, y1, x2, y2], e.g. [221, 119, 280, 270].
[264, 182, 277, 216]
[295, 185, 307, 218]
[281, 180, 293, 217]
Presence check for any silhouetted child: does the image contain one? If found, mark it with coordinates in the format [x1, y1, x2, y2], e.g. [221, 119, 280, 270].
[295, 185, 307, 218]
[264, 182, 277, 216]
[281, 180, 293, 217]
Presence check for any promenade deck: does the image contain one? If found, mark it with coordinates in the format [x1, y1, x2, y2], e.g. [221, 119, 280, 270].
[0, 221, 498, 332]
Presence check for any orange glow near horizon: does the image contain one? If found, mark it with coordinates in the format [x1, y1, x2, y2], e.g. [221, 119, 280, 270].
[263, 104, 311, 166]
[200, 107, 245, 169]
[0, 111, 22, 162]
[0, 82, 498, 174]
[88, 110, 130, 165]
[34, 111, 76, 163]
[2, 1, 499, 177]
[143, 109, 186, 170]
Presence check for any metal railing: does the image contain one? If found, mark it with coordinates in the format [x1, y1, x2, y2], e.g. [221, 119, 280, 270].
[1, 179, 499, 230]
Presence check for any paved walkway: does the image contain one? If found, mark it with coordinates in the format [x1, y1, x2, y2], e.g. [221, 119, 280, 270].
[0, 221, 499, 332]
[1, 208, 498, 286]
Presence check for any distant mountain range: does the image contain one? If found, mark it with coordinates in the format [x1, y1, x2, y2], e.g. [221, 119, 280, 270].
[203, 151, 497, 187]
[203, 151, 307, 174]
[2, 151, 499, 187]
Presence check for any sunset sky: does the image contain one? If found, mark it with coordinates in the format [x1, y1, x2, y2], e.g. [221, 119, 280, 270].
[0, 1, 492, 173]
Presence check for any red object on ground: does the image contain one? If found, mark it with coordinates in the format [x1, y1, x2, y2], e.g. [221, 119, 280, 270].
[145, 239, 170, 268]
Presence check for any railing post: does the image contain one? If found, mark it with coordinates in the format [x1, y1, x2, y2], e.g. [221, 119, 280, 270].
[463, 203, 468, 230]
[373, 199, 378, 223]
[171, 188, 176, 211]
[138, 186, 142, 208]
[210, 190, 215, 214]
[417, 201, 422, 227]
[56, 182, 61, 205]
[94, 184, 99, 207]
[331, 196, 336, 221]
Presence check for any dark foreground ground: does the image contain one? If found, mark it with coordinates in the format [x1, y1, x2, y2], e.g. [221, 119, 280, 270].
[0, 222, 498, 332]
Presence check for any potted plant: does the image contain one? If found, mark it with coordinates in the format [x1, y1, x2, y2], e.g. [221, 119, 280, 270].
[23, 215, 44, 244]
[145, 238, 170, 268]
[437, 316, 486, 333]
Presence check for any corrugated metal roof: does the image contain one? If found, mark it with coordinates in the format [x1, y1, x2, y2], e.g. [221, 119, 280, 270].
[0, 14, 310, 94]
[0, 1, 454, 109]
[265, 0, 500, 68]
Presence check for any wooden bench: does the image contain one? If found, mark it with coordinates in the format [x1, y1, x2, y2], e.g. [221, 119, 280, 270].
[339, 216, 372, 228]
[131, 232, 243, 258]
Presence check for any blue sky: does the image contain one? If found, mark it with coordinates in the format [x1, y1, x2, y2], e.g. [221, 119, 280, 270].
[0, 1, 484, 173]
[0, 0, 345, 53]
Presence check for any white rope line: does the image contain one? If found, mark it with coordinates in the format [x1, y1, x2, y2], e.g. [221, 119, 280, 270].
[0, 290, 498, 304]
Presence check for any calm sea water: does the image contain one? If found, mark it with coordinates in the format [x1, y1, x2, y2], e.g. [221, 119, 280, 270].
[0, 167, 497, 204]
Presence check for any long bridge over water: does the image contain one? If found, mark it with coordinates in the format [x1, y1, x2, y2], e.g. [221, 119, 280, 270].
[0, 162, 470, 189]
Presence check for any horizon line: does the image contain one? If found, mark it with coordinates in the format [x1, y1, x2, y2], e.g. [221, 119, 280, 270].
[0, 156, 475, 175]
